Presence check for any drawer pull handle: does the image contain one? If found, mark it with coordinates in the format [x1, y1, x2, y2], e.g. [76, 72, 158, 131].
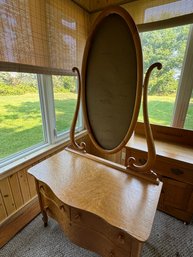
[171, 168, 184, 175]
[60, 205, 66, 212]
[139, 158, 147, 165]
[74, 213, 81, 221]
[118, 233, 125, 244]
[39, 185, 44, 191]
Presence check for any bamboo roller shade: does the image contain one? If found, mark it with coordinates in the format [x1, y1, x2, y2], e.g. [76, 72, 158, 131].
[0, 0, 89, 74]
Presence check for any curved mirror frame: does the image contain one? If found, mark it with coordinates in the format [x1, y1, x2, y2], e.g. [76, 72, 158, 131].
[81, 7, 143, 154]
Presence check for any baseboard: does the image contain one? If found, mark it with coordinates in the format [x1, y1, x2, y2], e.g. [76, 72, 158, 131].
[0, 196, 40, 248]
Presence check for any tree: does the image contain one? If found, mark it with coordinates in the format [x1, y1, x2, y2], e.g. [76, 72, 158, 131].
[141, 25, 190, 95]
[52, 75, 77, 93]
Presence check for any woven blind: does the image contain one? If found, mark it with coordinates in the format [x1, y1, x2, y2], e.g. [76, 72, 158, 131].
[0, 0, 89, 74]
[90, 0, 193, 28]
[122, 0, 193, 24]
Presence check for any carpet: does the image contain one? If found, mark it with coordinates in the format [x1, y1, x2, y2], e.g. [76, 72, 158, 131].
[1, 211, 192, 257]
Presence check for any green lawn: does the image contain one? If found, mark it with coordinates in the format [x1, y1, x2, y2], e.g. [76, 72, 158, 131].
[138, 95, 193, 130]
[0, 94, 192, 159]
[0, 93, 77, 159]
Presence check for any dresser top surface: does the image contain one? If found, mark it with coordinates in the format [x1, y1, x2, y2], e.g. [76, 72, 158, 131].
[28, 149, 162, 242]
[126, 134, 193, 165]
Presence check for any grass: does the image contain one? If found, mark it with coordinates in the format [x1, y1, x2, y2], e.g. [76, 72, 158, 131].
[0, 94, 192, 160]
[138, 96, 193, 130]
[0, 92, 77, 159]
[53, 92, 77, 134]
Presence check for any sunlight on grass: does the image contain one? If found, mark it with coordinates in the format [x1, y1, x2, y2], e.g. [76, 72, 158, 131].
[138, 95, 176, 126]
[1, 94, 192, 160]
[54, 92, 77, 134]
[0, 92, 77, 159]
[0, 93, 44, 158]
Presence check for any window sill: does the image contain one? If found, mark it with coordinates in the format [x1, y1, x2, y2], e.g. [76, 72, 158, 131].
[0, 130, 88, 179]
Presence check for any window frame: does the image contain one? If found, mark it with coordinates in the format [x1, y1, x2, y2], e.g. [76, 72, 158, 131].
[51, 74, 84, 142]
[0, 70, 84, 168]
[138, 20, 193, 130]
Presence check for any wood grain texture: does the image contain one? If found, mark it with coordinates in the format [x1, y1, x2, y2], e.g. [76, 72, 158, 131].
[0, 178, 16, 216]
[37, 180, 144, 257]
[0, 197, 40, 248]
[135, 122, 193, 146]
[0, 192, 7, 222]
[9, 173, 23, 209]
[27, 173, 37, 198]
[72, 0, 134, 12]
[127, 133, 193, 166]
[125, 132, 193, 223]
[29, 149, 162, 242]
[17, 170, 31, 203]
[0, 133, 88, 226]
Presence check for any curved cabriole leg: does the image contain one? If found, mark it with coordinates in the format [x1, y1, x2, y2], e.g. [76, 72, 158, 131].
[127, 62, 162, 183]
[69, 67, 86, 152]
[35, 180, 48, 227]
[42, 210, 48, 227]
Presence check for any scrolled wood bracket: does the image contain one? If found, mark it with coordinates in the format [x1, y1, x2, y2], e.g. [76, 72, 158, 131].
[70, 67, 86, 152]
[126, 62, 162, 181]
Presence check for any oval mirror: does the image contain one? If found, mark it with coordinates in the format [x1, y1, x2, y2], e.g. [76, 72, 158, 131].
[82, 7, 143, 153]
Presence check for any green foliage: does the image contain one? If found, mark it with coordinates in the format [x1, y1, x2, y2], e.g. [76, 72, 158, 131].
[0, 84, 37, 95]
[0, 72, 37, 87]
[0, 72, 77, 95]
[0, 72, 38, 95]
[141, 25, 190, 95]
[52, 75, 77, 93]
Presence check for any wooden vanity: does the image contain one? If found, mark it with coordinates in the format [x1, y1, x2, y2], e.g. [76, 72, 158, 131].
[28, 6, 163, 257]
[29, 149, 162, 257]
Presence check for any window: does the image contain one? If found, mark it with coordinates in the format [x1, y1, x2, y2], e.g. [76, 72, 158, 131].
[0, 71, 83, 166]
[0, 72, 46, 160]
[52, 75, 82, 136]
[138, 24, 193, 130]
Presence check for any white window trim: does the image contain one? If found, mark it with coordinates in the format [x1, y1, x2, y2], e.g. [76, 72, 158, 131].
[0, 73, 84, 169]
[172, 24, 193, 128]
[38, 74, 56, 144]
[139, 23, 193, 130]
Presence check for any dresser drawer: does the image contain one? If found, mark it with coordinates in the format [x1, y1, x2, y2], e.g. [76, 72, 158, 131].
[161, 178, 193, 211]
[68, 222, 133, 257]
[71, 206, 132, 253]
[154, 159, 193, 184]
[38, 181, 70, 219]
[127, 149, 193, 185]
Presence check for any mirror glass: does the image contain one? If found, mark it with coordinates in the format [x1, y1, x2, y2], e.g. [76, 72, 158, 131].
[83, 12, 142, 151]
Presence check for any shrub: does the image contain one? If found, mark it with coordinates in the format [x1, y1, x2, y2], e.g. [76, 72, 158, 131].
[0, 84, 37, 95]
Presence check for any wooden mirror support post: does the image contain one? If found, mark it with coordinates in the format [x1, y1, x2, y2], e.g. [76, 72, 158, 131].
[28, 6, 163, 257]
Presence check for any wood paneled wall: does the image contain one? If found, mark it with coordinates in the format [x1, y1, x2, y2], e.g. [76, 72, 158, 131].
[0, 171, 36, 224]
